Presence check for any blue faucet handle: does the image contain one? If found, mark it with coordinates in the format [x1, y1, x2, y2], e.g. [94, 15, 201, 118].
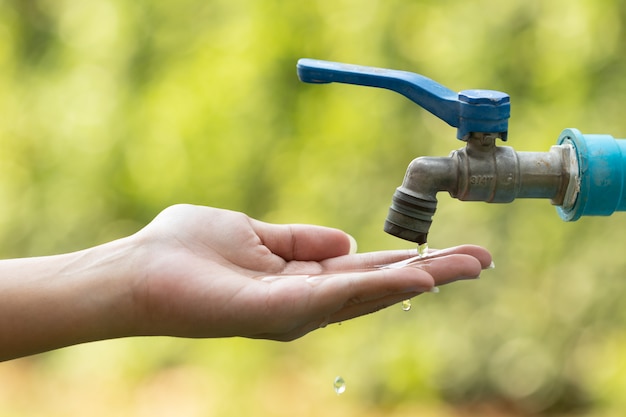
[297, 58, 510, 141]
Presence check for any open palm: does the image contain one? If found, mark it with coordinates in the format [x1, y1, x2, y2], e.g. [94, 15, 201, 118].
[130, 204, 492, 341]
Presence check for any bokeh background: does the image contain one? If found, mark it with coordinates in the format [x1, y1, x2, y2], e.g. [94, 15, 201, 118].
[2, 0, 626, 415]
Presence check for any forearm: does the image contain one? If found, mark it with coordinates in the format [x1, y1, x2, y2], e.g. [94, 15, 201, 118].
[0, 237, 137, 361]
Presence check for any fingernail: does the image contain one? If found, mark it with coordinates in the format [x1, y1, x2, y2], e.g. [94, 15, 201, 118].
[347, 234, 358, 255]
[429, 286, 440, 294]
[487, 261, 495, 270]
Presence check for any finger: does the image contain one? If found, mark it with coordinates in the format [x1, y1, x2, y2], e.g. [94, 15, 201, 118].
[253, 290, 418, 341]
[415, 253, 484, 285]
[251, 290, 415, 341]
[321, 244, 492, 272]
[251, 268, 435, 341]
[307, 253, 485, 322]
[251, 220, 353, 261]
[314, 252, 486, 323]
[320, 249, 418, 271]
[427, 245, 493, 269]
[328, 292, 426, 324]
[249, 248, 489, 340]
[301, 267, 435, 323]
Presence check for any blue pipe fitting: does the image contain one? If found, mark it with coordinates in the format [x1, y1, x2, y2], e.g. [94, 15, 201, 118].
[557, 128, 626, 221]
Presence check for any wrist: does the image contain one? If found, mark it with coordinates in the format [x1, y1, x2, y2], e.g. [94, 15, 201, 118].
[0, 236, 140, 360]
[63, 235, 142, 342]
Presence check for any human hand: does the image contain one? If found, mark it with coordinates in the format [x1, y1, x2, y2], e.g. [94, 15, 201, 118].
[128, 204, 492, 341]
[0, 204, 492, 361]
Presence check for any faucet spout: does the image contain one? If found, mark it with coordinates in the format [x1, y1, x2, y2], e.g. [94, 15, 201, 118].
[384, 134, 576, 244]
[384, 156, 458, 244]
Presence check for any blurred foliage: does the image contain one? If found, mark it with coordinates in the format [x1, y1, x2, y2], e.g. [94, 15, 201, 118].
[2, 0, 626, 416]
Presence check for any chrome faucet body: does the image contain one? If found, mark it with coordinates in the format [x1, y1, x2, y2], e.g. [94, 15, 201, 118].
[297, 59, 626, 244]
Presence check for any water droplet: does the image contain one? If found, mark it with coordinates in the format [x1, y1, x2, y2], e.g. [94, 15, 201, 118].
[333, 376, 346, 395]
[401, 299, 412, 311]
[418, 242, 429, 258]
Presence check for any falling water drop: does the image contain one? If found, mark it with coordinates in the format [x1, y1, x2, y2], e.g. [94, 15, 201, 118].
[418, 242, 429, 258]
[400, 243, 428, 312]
[333, 376, 346, 395]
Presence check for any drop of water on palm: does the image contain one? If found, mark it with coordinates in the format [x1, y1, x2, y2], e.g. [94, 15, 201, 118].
[401, 299, 412, 311]
[333, 376, 346, 395]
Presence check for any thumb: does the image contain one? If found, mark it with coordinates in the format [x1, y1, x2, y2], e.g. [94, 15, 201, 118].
[251, 220, 357, 261]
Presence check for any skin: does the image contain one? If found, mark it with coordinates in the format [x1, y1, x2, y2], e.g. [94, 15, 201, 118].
[0, 204, 492, 361]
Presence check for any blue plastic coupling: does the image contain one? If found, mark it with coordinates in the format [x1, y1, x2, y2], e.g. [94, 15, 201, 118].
[557, 128, 626, 221]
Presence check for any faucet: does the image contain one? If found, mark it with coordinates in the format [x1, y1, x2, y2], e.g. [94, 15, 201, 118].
[297, 58, 626, 244]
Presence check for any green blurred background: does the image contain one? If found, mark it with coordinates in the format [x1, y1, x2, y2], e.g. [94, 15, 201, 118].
[2, 0, 626, 415]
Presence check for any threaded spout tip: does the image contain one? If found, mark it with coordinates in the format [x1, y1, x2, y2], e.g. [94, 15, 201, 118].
[383, 189, 436, 244]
